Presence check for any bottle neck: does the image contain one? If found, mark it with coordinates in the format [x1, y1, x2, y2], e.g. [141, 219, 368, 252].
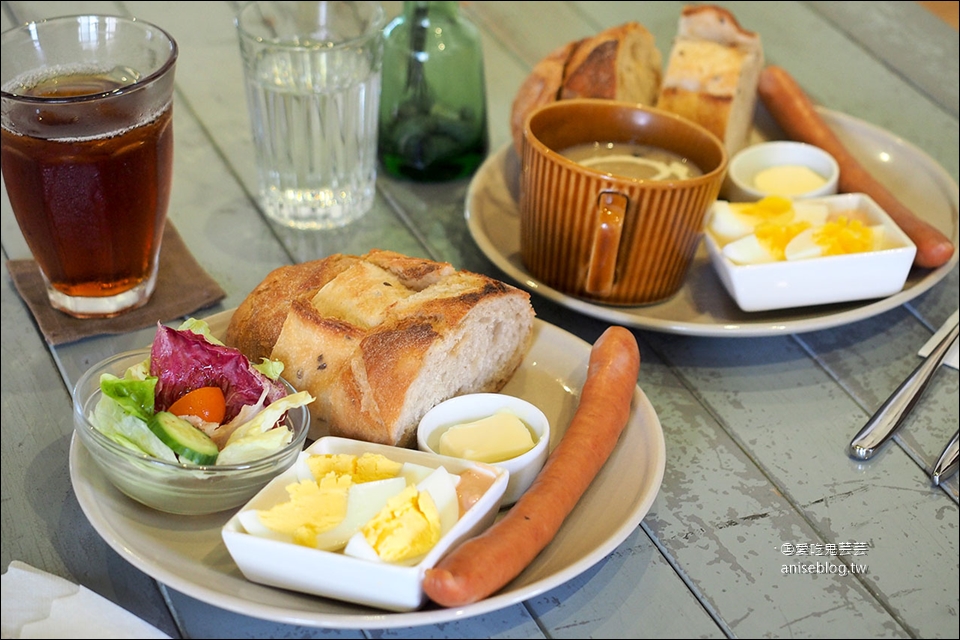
[403, 1, 460, 22]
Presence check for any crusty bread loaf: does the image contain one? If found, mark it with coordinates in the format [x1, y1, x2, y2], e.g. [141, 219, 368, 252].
[655, 5, 763, 157]
[225, 250, 536, 448]
[510, 22, 662, 156]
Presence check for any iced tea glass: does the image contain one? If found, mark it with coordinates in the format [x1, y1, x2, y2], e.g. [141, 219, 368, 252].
[1, 15, 178, 318]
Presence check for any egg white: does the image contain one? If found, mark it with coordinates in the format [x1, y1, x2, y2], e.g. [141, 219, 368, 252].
[236, 508, 294, 544]
[708, 201, 756, 244]
[416, 466, 459, 536]
[293, 451, 315, 482]
[399, 461, 436, 486]
[783, 228, 822, 261]
[722, 234, 779, 265]
[343, 531, 382, 562]
[791, 202, 829, 226]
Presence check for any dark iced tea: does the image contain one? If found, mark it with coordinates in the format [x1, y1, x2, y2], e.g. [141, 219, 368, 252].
[1, 73, 173, 307]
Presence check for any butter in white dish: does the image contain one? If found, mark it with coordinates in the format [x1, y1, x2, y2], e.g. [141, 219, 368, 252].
[418, 393, 550, 506]
[437, 411, 535, 463]
[753, 164, 828, 197]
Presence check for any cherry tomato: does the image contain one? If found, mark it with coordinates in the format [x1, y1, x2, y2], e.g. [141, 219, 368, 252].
[168, 386, 226, 424]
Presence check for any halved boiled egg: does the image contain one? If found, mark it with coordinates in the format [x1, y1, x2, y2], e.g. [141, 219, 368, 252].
[709, 196, 830, 245]
[709, 196, 792, 243]
[237, 474, 352, 545]
[244, 455, 463, 564]
[722, 220, 814, 265]
[312, 476, 407, 551]
[785, 217, 884, 261]
[342, 466, 460, 565]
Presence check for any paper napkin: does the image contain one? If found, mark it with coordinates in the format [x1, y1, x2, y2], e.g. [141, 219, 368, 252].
[6, 223, 226, 346]
[1, 561, 171, 639]
[918, 310, 959, 370]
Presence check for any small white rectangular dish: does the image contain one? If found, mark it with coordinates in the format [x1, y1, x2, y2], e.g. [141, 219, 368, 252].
[221, 436, 508, 612]
[703, 192, 917, 312]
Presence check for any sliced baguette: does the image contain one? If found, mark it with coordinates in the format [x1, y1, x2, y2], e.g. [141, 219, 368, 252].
[226, 250, 536, 447]
[656, 5, 764, 157]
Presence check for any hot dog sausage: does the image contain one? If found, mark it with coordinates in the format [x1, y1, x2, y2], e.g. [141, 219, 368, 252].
[757, 65, 955, 269]
[422, 325, 640, 607]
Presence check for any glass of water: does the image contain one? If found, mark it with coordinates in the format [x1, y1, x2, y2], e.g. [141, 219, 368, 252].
[236, 1, 385, 229]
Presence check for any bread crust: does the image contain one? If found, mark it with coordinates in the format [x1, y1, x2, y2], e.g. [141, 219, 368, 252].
[656, 5, 763, 156]
[226, 250, 536, 448]
[225, 254, 355, 363]
[510, 41, 574, 158]
[510, 22, 662, 156]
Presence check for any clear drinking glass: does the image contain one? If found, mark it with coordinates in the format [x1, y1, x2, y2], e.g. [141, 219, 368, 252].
[236, 1, 386, 230]
[1, 15, 178, 318]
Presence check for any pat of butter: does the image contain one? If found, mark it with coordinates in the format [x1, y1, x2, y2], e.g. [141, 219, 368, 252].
[438, 411, 535, 463]
[754, 165, 827, 196]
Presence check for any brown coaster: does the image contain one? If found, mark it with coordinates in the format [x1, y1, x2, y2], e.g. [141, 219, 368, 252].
[6, 223, 227, 345]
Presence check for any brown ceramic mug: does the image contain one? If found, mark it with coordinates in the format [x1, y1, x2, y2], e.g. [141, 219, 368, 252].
[519, 99, 728, 306]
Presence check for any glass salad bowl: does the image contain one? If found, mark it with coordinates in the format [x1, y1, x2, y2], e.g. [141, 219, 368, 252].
[72, 343, 311, 516]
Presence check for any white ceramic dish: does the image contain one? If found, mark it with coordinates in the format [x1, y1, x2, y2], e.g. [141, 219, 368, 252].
[465, 107, 958, 337]
[222, 437, 508, 612]
[704, 193, 917, 312]
[417, 393, 550, 505]
[69, 309, 666, 629]
[724, 140, 840, 202]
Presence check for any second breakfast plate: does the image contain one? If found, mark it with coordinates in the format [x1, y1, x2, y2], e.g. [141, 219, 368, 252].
[69, 310, 666, 629]
[467, 108, 959, 337]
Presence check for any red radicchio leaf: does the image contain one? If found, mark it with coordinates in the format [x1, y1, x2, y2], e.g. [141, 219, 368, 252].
[150, 323, 286, 423]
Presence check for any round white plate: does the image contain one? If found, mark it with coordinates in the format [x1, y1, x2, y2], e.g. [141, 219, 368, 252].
[466, 108, 958, 337]
[70, 310, 666, 630]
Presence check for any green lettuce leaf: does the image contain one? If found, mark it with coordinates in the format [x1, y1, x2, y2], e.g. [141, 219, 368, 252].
[99, 371, 157, 423]
[91, 395, 178, 462]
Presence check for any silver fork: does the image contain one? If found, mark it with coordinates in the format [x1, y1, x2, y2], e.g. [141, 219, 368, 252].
[848, 319, 959, 461]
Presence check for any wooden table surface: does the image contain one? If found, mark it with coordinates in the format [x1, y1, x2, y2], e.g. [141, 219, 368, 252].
[2, 2, 957, 638]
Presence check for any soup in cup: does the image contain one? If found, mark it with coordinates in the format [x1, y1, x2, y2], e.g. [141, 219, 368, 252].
[520, 99, 728, 305]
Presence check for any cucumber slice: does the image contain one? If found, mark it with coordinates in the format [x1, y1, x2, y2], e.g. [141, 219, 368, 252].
[148, 411, 219, 465]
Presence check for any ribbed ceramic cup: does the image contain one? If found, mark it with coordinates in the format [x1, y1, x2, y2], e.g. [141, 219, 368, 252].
[519, 99, 728, 306]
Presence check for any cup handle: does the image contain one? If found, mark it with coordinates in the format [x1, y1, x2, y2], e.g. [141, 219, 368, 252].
[585, 191, 628, 296]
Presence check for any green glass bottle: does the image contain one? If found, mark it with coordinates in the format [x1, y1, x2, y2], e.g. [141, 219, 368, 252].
[378, 1, 489, 181]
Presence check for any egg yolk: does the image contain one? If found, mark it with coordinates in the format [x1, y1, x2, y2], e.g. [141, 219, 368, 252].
[812, 216, 875, 255]
[753, 220, 813, 261]
[256, 474, 352, 547]
[736, 195, 795, 222]
[307, 452, 403, 484]
[361, 485, 442, 563]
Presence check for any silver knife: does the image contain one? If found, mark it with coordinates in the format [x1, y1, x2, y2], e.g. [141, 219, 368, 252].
[848, 319, 959, 461]
[932, 430, 959, 485]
